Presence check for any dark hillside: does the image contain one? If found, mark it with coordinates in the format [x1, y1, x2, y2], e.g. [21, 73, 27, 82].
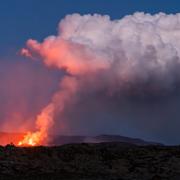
[0, 143, 180, 179]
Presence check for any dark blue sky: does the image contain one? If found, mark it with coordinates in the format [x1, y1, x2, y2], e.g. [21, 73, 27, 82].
[1, 0, 180, 58]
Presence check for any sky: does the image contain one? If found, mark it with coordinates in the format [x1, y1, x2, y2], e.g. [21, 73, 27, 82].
[1, 0, 180, 145]
[1, 0, 180, 57]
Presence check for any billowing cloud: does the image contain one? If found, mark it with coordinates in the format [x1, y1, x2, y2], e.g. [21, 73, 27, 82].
[20, 12, 180, 145]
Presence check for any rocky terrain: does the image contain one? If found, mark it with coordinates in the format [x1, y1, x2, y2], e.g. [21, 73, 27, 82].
[0, 143, 180, 179]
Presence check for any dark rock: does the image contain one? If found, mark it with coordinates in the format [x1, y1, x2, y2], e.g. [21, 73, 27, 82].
[0, 142, 179, 179]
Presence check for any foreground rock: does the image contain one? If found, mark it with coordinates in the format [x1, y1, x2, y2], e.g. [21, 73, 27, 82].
[0, 143, 180, 179]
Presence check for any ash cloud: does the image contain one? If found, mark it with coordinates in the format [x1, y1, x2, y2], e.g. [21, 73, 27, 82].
[21, 12, 180, 144]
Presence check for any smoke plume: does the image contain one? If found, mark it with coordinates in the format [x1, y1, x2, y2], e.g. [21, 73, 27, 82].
[21, 12, 180, 144]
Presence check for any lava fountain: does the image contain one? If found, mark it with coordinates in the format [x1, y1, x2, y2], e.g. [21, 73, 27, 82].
[18, 131, 42, 146]
[18, 104, 54, 146]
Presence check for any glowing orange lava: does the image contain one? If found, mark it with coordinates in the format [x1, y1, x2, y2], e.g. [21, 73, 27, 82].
[18, 131, 42, 147]
[18, 104, 53, 147]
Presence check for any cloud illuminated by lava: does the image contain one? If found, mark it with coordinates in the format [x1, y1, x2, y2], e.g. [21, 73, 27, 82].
[19, 12, 180, 146]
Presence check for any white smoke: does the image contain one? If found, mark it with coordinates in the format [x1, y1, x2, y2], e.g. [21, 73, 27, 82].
[21, 12, 180, 144]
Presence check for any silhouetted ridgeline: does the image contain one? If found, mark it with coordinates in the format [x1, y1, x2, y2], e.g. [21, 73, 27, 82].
[0, 133, 162, 146]
[0, 143, 180, 179]
[51, 134, 163, 146]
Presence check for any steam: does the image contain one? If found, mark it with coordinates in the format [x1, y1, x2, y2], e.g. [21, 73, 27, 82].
[21, 12, 180, 144]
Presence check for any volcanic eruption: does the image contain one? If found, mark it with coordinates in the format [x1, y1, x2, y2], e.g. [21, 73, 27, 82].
[17, 12, 180, 146]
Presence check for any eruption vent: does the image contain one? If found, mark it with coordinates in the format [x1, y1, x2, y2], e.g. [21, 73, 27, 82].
[18, 12, 180, 146]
